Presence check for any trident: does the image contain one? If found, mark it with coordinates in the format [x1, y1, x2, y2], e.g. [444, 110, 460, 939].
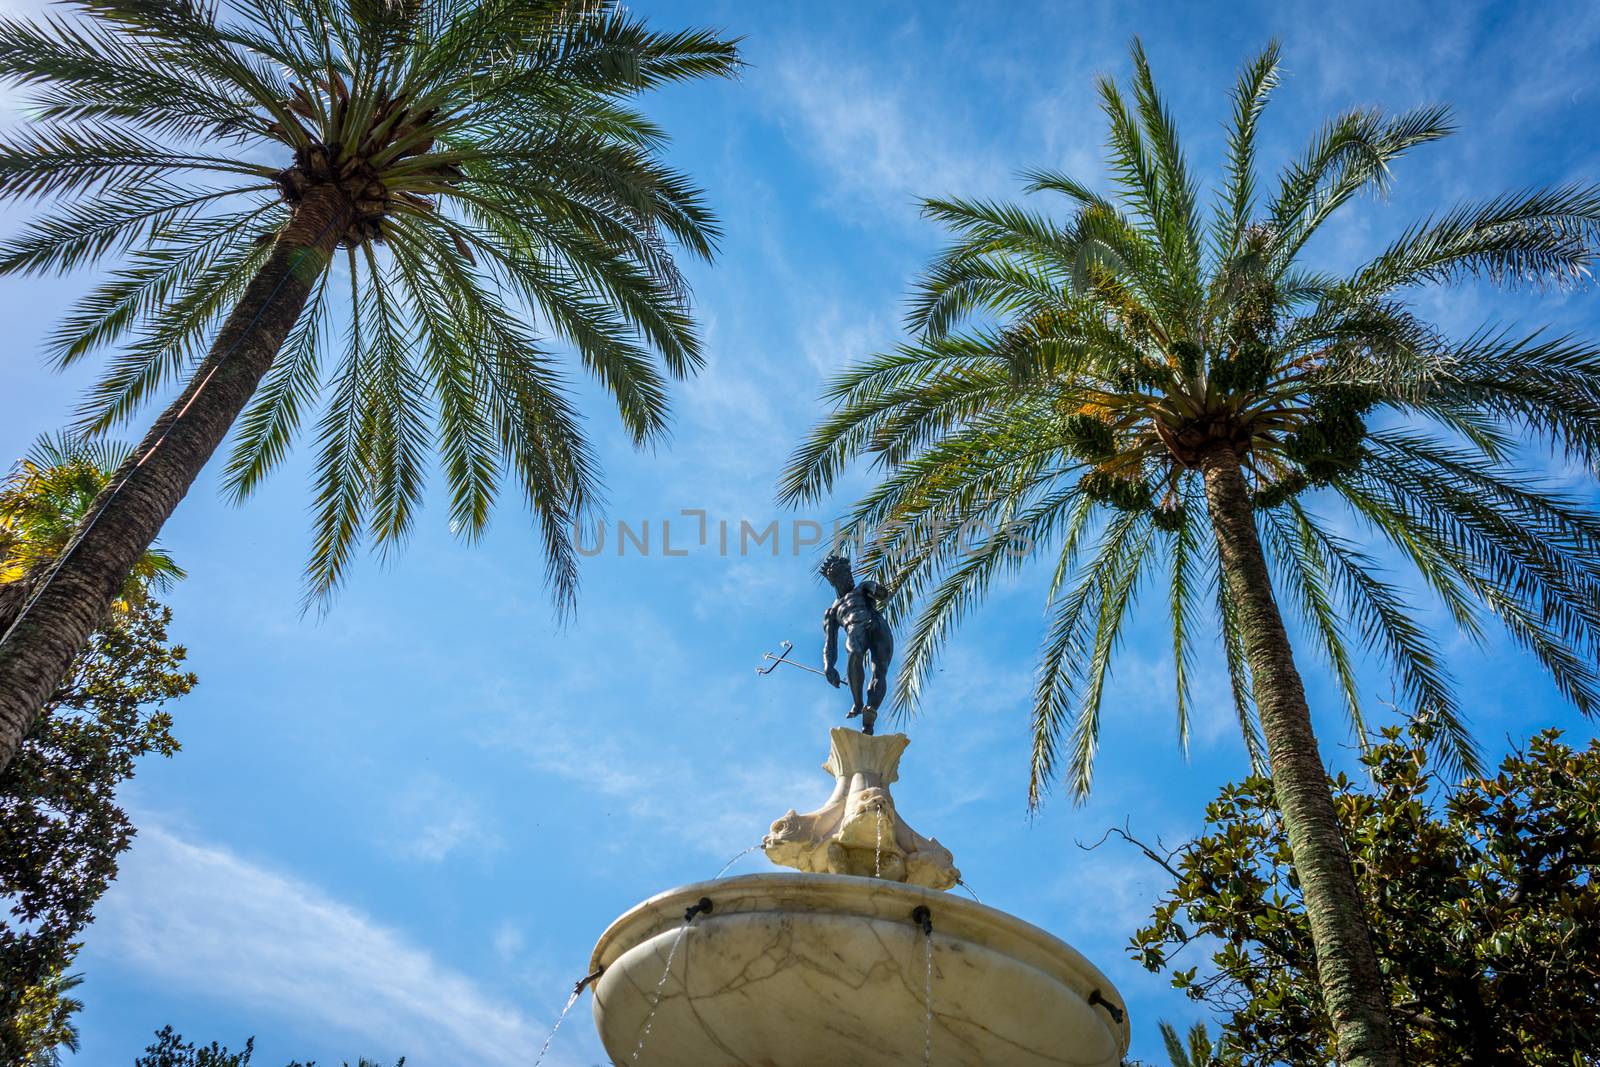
[755, 640, 826, 677]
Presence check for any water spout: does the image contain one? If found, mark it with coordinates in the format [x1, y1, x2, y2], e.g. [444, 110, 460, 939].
[1088, 988, 1125, 1025]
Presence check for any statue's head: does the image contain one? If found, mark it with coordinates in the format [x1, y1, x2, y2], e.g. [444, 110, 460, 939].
[819, 554, 855, 592]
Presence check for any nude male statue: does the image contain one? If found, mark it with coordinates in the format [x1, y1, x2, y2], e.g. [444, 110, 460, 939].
[820, 555, 894, 735]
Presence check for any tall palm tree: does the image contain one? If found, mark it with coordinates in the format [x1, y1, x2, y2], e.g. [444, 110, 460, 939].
[782, 41, 1600, 1067]
[0, 0, 739, 772]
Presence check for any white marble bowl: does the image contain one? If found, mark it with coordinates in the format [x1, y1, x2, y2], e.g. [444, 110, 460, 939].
[589, 872, 1130, 1066]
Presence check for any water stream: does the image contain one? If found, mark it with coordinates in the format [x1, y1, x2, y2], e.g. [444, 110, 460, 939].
[630, 922, 691, 1062]
[921, 930, 935, 1066]
[874, 812, 883, 877]
[530, 987, 581, 1067]
[955, 878, 981, 903]
[713, 844, 762, 879]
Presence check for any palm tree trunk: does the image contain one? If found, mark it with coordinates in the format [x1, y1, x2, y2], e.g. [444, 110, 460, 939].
[0, 187, 348, 774]
[1200, 446, 1399, 1067]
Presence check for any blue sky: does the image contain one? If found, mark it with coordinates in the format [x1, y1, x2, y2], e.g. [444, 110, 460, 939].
[3, 1, 1600, 1064]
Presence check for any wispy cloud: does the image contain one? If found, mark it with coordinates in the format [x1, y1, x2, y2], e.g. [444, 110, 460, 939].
[388, 774, 505, 864]
[767, 51, 1001, 226]
[471, 682, 823, 863]
[93, 826, 558, 1066]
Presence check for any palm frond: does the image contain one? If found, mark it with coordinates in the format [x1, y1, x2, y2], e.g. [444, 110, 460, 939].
[1029, 509, 1149, 807]
[1211, 40, 1280, 262]
[1346, 183, 1600, 297]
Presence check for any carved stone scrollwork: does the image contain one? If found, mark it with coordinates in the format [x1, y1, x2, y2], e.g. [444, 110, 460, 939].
[762, 727, 959, 891]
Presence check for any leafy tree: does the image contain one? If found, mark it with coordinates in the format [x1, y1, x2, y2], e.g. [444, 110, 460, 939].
[135, 1028, 255, 1067]
[1, 439, 195, 1065]
[0, 0, 741, 774]
[1130, 720, 1600, 1065]
[781, 39, 1600, 1066]
[134, 1027, 404, 1067]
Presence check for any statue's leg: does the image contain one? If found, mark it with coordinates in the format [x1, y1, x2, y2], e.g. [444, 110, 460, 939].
[846, 648, 867, 719]
[865, 626, 893, 711]
[858, 629, 893, 735]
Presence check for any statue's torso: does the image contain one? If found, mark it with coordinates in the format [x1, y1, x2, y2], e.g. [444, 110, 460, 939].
[830, 583, 885, 632]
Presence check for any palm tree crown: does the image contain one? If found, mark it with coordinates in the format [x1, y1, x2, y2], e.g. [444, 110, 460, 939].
[782, 40, 1600, 803]
[0, 0, 739, 606]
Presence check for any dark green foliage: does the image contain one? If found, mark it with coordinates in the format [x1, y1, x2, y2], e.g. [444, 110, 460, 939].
[1060, 412, 1117, 461]
[1151, 504, 1189, 532]
[1284, 385, 1379, 484]
[1207, 341, 1270, 394]
[0, 438, 193, 1065]
[1171, 339, 1203, 379]
[1131, 721, 1600, 1065]
[136, 1028, 404, 1067]
[135, 1028, 254, 1067]
[1248, 471, 1306, 510]
[1082, 471, 1154, 512]
[0, 600, 192, 1064]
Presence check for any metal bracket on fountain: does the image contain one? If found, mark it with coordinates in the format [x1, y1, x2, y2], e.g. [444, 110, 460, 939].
[763, 728, 958, 889]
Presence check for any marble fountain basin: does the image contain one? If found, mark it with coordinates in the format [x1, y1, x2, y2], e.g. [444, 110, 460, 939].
[589, 872, 1130, 1066]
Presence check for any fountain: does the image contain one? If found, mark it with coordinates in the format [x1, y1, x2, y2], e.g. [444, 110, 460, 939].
[587, 727, 1131, 1065]
[585, 557, 1129, 1065]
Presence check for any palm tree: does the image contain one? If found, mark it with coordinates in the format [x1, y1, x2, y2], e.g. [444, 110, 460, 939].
[14, 966, 83, 1067]
[782, 41, 1600, 1067]
[1155, 1020, 1225, 1067]
[0, 0, 740, 772]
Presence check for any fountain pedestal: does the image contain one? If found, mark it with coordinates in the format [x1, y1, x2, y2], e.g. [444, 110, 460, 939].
[588, 729, 1130, 1066]
[763, 729, 958, 888]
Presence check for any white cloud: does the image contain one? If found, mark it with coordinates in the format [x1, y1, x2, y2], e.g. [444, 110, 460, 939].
[797, 303, 898, 380]
[473, 689, 823, 863]
[388, 775, 505, 864]
[491, 920, 527, 962]
[768, 52, 999, 225]
[93, 826, 561, 1067]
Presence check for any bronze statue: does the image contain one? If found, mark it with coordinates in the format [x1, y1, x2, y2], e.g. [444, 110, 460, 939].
[820, 555, 893, 735]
